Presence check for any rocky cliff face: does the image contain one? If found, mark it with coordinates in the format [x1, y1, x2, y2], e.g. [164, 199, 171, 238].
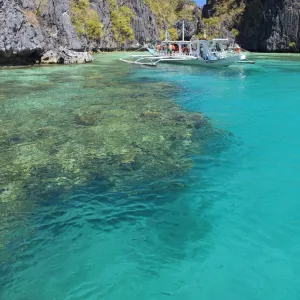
[239, 0, 300, 52]
[202, 0, 300, 52]
[0, 0, 161, 64]
[0, 0, 83, 64]
[2, 0, 298, 64]
[201, 0, 245, 43]
[0, 0, 204, 64]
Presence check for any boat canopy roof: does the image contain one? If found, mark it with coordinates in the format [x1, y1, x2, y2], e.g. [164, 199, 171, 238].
[211, 38, 229, 41]
[159, 38, 229, 44]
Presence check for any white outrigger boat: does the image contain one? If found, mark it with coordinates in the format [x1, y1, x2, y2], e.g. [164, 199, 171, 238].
[120, 39, 251, 67]
[120, 22, 254, 67]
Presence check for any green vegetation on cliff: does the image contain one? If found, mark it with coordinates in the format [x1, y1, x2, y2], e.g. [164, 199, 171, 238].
[35, 0, 48, 16]
[144, 0, 198, 40]
[289, 41, 298, 52]
[108, 0, 136, 44]
[23, 0, 48, 26]
[70, 0, 103, 40]
[202, 0, 245, 39]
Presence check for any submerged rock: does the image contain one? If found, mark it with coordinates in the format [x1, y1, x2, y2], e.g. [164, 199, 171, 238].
[189, 113, 207, 129]
[140, 111, 162, 118]
[74, 112, 99, 126]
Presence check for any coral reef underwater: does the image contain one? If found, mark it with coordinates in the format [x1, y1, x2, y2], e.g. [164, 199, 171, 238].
[0, 54, 220, 207]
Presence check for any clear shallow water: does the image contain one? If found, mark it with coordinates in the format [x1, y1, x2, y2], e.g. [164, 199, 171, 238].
[1, 54, 300, 299]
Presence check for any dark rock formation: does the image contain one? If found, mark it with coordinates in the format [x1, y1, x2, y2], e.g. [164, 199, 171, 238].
[1, 0, 300, 63]
[202, 0, 215, 18]
[175, 6, 204, 40]
[202, 0, 300, 52]
[175, 20, 197, 40]
[238, 0, 300, 52]
[118, 0, 159, 44]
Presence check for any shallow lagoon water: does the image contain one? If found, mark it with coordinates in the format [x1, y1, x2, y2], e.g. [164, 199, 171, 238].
[1, 53, 300, 299]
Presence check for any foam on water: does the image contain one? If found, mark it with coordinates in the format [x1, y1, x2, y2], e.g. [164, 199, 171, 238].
[1, 54, 300, 299]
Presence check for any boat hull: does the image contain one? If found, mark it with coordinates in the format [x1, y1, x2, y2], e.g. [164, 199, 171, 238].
[159, 54, 241, 67]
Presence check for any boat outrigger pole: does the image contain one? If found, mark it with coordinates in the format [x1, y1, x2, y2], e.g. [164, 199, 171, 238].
[182, 20, 185, 41]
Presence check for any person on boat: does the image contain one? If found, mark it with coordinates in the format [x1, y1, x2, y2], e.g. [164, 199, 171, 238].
[168, 44, 173, 56]
[199, 45, 204, 59]
[162, 44, 167, 55]
[191, 44, 197, 56]
[156, 44, 161, 53]
[203, 52, 209, 61]
[172, 44, 176, 54]
[234, 46, 241, 53]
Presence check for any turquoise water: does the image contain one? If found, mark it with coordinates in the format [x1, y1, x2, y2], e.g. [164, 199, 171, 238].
[1, 54, 300, 299]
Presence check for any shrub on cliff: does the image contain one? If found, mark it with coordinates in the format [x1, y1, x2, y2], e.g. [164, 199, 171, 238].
[108, 0, 136, 44]
[289, 42, 298, 52]
[145, 0, 198, 41]
[70, 0, 103, 40]
[35, 0, 48, 16]
[202, 0, 245, 39]
[86, 8, 104, 40]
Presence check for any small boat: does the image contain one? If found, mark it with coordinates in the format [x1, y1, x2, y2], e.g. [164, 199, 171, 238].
[120, 38, 247, 68]
[120, 22, 251, 68]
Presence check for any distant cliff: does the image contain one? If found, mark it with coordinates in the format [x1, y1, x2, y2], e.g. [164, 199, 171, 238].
[239, 0, 300, 52]
[0, 0, 201, 64]
[202, 0, 300, 52]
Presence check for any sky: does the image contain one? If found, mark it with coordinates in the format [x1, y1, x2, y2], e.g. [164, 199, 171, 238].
[195, 0, 206, 6]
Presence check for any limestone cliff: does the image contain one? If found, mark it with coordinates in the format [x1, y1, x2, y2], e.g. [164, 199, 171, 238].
[2, 0, 299, 64]
[0, 0, 159, 64]
[202, 0, 300, 52]
[0, 0, 85, 64]
[239, 0, 300, 52]
[0, 0, 201, 64]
